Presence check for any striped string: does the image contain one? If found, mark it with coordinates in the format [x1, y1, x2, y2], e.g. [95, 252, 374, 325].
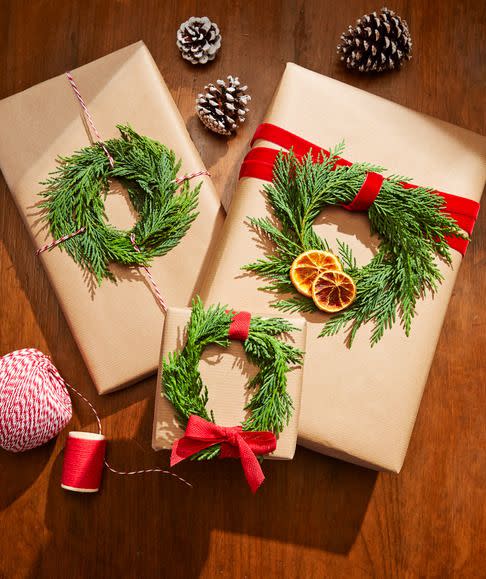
[35, 168, 207, 257]
[36, 72, 209, 311]
[36, 226, 86, 256]
[130, 234, 168, 312]
[66, 71, 115, 167]
[174, 170, 210, 184]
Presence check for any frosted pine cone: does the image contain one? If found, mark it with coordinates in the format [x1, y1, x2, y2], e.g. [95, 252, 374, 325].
[176, 16, 221, 65]
[196, 76, 251, 136]
[337, 7, 412, 73]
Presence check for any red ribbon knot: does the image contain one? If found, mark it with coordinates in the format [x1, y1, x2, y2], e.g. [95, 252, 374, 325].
[170, 415, 277, 493]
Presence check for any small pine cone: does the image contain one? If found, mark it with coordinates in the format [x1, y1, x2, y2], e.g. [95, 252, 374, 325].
[196, 76, 251, 136]
[337, 7, 412, 73]
[176, 16, 221, 65]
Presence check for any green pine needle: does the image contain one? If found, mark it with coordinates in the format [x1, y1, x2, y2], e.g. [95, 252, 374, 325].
[39, 125, 200, 284]
[243, 148, 465, 346]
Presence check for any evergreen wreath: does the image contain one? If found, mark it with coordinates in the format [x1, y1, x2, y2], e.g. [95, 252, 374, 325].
[243, 146, 465, 346]
[39, 125, 200, 284]
[163, 298, 303, 460]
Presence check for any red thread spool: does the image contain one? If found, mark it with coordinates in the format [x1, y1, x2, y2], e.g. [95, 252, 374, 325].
[61, 431, 106, 493]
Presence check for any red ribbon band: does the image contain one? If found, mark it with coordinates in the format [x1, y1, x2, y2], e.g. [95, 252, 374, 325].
[228, 311, 252, 341]
[170, 415, 277, 493]
[238, 123, 480, 256]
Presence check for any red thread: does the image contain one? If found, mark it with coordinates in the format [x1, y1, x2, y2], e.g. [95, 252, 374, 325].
[228, 311, 251, 341]
[61, 432, 106, 492]
[240, 123, 480, 256]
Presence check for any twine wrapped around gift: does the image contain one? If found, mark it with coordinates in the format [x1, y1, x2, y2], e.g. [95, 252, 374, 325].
[36, 71, 210, 311]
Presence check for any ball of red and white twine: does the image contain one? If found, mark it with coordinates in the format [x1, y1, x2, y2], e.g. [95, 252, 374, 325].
[0, 349, 72, 452]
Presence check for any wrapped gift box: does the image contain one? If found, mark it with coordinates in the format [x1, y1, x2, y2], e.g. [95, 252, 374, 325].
[199, 63, 486, 472]
[0, 41, 224, 394]
[152, 307, 307, 460]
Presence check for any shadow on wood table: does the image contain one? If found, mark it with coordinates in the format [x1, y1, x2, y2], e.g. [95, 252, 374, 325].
[28, 421, 376, 579]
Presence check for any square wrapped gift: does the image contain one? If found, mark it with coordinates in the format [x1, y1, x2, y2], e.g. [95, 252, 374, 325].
[152, 304, 306, 474]
[199, 63, 486, 472]
[0, 41, 223, 394]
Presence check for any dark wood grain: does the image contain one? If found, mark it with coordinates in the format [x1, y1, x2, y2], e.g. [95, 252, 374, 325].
[1, 1, 485, 577]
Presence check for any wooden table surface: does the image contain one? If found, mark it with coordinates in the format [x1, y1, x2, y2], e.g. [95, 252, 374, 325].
[1, 1, 485, 577]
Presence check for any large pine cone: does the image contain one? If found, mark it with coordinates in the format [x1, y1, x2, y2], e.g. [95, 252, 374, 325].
[196, 76, 251, 136]
[176, 16, 221, 65]
[337, 7, 412, 73]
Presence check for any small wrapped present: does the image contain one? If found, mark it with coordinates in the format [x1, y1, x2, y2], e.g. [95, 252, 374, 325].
[0, 42, 223, 394]
[152, 303, 306, 490]
[199, 63, 486, 472]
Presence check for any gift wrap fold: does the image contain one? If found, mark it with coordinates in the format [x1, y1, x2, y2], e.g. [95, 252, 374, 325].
[152, 307, 307, 460]
[0, 41, 224, 394]
[199, 63, 486, 472]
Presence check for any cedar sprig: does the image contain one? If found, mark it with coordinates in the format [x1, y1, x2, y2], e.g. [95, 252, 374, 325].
[243, 148, 465, 346]
[39, 125, 200, 284]
[162, 297, 303, 461]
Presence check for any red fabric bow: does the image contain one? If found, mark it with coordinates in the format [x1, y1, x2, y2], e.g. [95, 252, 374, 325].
[171, 415, 277, 493]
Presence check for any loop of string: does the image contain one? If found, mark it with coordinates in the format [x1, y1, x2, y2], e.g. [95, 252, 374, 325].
[35, 72, 209, 311]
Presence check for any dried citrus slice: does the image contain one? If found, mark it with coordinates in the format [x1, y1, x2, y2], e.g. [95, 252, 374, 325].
[312, 270, 357, 312]
[290, 250, 342, 297]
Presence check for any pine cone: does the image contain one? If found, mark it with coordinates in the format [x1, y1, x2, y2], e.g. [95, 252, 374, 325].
[337, 7, 412, 73]
[196, 76, 251, 136]
[176, 16, 221, 65]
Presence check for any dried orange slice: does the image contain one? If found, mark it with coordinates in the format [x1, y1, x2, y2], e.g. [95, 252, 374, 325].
[312, 270, 356, 312]
[290, 250, 342, 297]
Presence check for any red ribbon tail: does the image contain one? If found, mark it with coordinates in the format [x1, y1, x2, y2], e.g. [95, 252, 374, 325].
[236, 436, 266, 494]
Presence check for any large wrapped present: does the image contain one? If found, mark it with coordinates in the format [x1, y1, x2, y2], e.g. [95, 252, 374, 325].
[152, 305, 306, 466]
[0, 42, 223, 394]
[199, 63, 486, 472]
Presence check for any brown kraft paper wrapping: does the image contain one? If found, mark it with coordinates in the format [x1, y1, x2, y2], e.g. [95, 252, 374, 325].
[199, 63, 486, 472]
[152, 307, 307, 460]
[0, 41, 224, 394]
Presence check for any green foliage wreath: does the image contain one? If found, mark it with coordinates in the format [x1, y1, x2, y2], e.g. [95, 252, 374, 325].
[162, 298, 303, 460]
[39, 125, 200, 284]
[243, 146, 465, 345]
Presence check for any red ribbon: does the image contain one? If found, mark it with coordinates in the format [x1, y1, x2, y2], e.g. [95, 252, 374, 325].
[170, 415, 277, 493]
[239, 123, 480, 256]
[228, 311, 252, 341]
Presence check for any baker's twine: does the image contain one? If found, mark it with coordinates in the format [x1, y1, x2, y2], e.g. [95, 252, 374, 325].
[35, 72, 209, 312]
